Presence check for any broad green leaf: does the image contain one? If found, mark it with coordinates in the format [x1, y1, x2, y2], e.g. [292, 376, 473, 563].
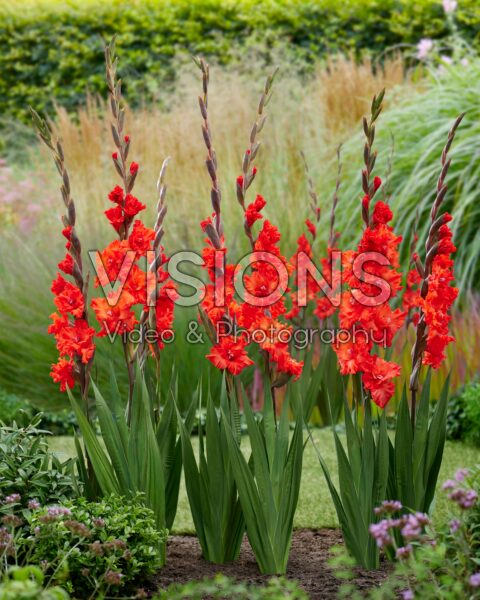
[68, 389, 119, 496]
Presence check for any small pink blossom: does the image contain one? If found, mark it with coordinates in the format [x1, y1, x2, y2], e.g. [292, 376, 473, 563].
[442, 0, 457, 14]
[470, 573, 480, 588]
[417, 39, 434, 60]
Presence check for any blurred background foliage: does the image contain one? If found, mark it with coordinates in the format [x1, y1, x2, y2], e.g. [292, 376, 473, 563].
[0, 0, 479, 124]
[0, 0, 478, 429]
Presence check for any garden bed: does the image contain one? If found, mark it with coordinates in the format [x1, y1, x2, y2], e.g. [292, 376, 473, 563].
[153, 529, 389, 598]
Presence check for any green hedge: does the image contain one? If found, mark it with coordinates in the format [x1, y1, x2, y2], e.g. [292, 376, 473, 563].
[0, 0, 479, 122]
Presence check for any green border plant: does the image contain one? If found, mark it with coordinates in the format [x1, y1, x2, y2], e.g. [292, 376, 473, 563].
[177, 381, 244, 564]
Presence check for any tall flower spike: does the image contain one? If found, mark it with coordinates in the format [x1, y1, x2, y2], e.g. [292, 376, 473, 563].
[409, 113, 464, 426]
[30, 109, 95, 411]
[93, 37, 152, 424]
[403, 209, 422, 326]
[238, 69, 277, 247]
[138, 156, 170, 367]
[300, 150, 321, 239]
[329, 144, 342, 249]
[194, 56, 223, 242]
[105, 37, 139, 240]
[361, 89, 385, 225]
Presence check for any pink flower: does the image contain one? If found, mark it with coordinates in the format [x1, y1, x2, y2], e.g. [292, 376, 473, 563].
[442, 0, 457, 14]
[396, 545, 412, 559]
[449, 518, 461, 533]
[369, 520, 392, 548]
[455, 468, 468, 482]
[470, 573, 480, 588]
[417, 38, 433, 60]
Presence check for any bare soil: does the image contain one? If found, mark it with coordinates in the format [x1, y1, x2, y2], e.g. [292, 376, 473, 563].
[151, 529, 389, 599]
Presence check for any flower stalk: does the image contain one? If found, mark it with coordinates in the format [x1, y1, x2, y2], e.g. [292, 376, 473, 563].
[30, 109, 95, 417]
[409, 113, 464, 428]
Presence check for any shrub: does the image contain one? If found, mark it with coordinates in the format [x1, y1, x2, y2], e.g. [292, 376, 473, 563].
[0, 389, 32, 427]
[24, 494, 166, 598]
[0, 567, 69, 600]
[445, 381, 480, 446]
[331, 466, 480, 599]
[0, 0, 479, 123]
[36, 410, 78, 437]
[154, 574, 308, 600]
[446, 390, 467, 441]
[463, 382, 480, 446]
[0, 419, 81, 510]
[0, 389, 79, 435]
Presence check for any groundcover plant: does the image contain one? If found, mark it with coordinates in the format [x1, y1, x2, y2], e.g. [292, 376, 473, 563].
[28, 31, 464, 587]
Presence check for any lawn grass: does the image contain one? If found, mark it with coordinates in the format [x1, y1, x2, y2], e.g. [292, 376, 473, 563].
[49, 430, 480, 534]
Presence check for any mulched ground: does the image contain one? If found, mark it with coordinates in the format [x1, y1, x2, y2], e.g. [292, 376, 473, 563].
[151, 529, 389, 599]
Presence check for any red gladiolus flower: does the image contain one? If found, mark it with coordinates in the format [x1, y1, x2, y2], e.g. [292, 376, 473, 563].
[129, 162, 139, 175]
[94, 240, 132, 287]
[419, 222, 458, 368]
[200, 192, 302, 382]
[245, 195, 266, 227]
[123, 264, 148, 305]
[50, 358, 75, 392]
[105, 205, 125, 232]
[48, 312, 69, 336]
[51, 274, 85, 318]
[403, 268, 422, 315]
[123, 194, 146, 217]
[58, 253, 74, 275]
[128, 220, 155, 256]
[54, 319, 96, 364]
[207, 336, 254, 375]
[91, 291, 137, 337]
[362, 356, 401, 409]
[332, 182, 405, 408]
[108, 185, 124, 204]
[200, 215, 213, 231]
[373, 176, 382, 191]
[305, 218, 316, 238]
[255, 220, 282, 255]
[372, 201, 393, 225]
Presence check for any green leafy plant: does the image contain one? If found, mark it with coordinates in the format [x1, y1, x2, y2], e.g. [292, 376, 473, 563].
[0, 389, 82, 436]
[363, 467, 478, 599]
[287, 344, 345, 426]
[222, 388, 304, 575]
[315, 394, 389, 568]
[154, 573, 308, 600]
[177, 382, 244, 564]
[0, 390, 32, 427]
[331, 467, 480, 599]
[0, 418, 80, 509]
[69, 371, 195, 562]
[0, 567, 69, 600]
[446, 388, 468, 441]
[21, 494, 164, 599]
[463, 382, 480, 446]
[388, 374, 450, 514]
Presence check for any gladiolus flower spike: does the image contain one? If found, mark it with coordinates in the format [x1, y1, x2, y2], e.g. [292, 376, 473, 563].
[30, 109, 96, 400]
